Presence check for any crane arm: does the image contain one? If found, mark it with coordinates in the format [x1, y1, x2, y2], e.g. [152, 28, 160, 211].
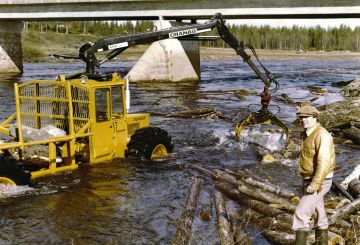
[79, 13, 278, 91]
[80, 19, 219, 74]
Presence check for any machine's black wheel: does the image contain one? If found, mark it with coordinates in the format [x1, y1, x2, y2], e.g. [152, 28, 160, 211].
[125, 127, 174, 160]
[0, 153, 31, 186]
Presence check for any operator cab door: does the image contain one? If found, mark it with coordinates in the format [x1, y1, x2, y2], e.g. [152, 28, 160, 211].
[92, 87, 113, 161]
[91, 86, 126, 162]
[111, 85, 127, 158]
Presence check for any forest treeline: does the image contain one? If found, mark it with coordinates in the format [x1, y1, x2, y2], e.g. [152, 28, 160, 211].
[26, 20, 360, 51]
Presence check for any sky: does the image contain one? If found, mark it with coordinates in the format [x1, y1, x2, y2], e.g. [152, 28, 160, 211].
[227, 18, 359, 30]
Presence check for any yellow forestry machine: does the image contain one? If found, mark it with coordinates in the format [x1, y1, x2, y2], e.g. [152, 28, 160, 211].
[0, 13, 288, 186]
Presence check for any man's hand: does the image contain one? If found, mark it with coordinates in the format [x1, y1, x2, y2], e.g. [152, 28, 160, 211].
[306, 185, 317, 194]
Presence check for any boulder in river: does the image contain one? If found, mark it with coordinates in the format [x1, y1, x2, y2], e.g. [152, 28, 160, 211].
[340, 77, 360, 99]
[317, 99, 360, 129]
[308, 85, 328, 95]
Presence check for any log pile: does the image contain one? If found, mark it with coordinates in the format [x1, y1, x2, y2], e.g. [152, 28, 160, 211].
[171, 165, 360, 245]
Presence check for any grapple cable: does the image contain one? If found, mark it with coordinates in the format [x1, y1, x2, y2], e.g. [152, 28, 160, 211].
[245, 44, 279, 93]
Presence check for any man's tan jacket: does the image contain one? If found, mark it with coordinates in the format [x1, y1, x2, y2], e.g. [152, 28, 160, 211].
[299, 122, 336, 191]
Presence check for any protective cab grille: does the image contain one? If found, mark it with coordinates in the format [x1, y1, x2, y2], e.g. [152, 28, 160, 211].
[17, 80, 90, 135]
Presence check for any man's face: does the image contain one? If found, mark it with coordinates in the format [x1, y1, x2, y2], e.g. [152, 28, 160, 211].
[299, 116, 317, 129]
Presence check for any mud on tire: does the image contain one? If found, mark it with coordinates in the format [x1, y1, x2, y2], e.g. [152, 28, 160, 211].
[0, 153, 31, 185]
[125, 127, 174, 160]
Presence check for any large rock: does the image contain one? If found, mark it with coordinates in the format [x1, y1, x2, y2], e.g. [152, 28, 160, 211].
[343, 126, 360, 145]
[340, 77, 360, 98]
[317, 99, 360, 129]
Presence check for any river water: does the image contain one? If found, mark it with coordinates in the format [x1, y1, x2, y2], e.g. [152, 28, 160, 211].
[0, 59, 359, 244]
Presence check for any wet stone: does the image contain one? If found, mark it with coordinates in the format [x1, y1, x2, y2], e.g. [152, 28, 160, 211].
[261, 153, 277, 164]
[340, 77, 360, 99]
[343, 126, 360, 145]
[318, 100, 360, 130]
[308, 85, 328, 95]
[331, 80, 353, 88]
[348, 178, 360, 198]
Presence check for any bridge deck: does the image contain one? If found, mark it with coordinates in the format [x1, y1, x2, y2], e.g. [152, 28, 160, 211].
[0, 0, 359, 20]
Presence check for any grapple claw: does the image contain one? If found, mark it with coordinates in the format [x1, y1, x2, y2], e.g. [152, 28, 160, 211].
[234, 108, 289, 141]
[235, 86, 289, 141]
[234, 113, 254, 139]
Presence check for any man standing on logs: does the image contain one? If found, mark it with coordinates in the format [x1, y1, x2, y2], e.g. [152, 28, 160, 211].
[293, 106, 336, 245]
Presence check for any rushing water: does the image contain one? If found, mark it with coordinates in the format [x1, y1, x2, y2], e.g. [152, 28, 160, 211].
[0, 59, 360, 244]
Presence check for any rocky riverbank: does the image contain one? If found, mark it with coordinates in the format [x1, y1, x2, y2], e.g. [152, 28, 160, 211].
[318, 77, 360, 144]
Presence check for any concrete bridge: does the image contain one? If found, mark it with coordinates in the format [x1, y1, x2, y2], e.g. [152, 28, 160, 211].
[0, 0, 359, 75]
[1, 0, 360, 20]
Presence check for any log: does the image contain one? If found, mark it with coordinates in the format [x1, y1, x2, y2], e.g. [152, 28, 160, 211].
[325, 196, 350, 209]
[168, 108, 216, 118]
[332, 179, 355, 201]
[280, 93, 297, 106]
[149, 111, 167, 116]
[348, 178, 360, 198]
[215, 182, 293, 224]
[329, 226, 354, 240]
[242, 208, 292, 232]
[210, 169, 297, 212]
[191, 165, 239, 189]
[226, 200, 252, 245]
[150, 108, 233, 121]
[216, 170, 297, 211]
[214, 190, 234, 245]
[224, 168, 264, 182]
[199, 192, 212, 222]
[340, 164, 360, 190]
[235, 181, 297, 212]
[328, 197, 360, 225]
[190, 164, 215, 178]
[335, 198, 352, 210]
[308, 85, 328, 95]
[327, 231, 345, 245]
[262, 230, 294, 245]
[201, 89, 257, 95]
[172, 177, 204, 245]
[233, 208, 295, 245]
[349, 215, 360, 224]
[224, 168, 297, 199]
[334, 219, 352, 230]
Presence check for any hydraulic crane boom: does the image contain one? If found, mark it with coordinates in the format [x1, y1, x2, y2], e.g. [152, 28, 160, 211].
[80, 17, 218, 74]
[78, 13, 278, 91]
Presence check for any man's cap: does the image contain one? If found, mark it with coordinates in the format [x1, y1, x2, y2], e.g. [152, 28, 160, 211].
[296, 106, 320, 117]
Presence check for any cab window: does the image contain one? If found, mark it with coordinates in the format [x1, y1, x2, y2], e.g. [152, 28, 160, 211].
[95, 88, 110, 122]
[111, 86, 124, 118]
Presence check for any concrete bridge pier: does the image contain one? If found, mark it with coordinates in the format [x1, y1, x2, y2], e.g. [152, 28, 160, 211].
[0, 21, 23, 74]
[126, 19, 200, 82]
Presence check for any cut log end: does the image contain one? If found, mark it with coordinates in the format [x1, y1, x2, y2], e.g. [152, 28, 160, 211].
[328, 231, 345, 245]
